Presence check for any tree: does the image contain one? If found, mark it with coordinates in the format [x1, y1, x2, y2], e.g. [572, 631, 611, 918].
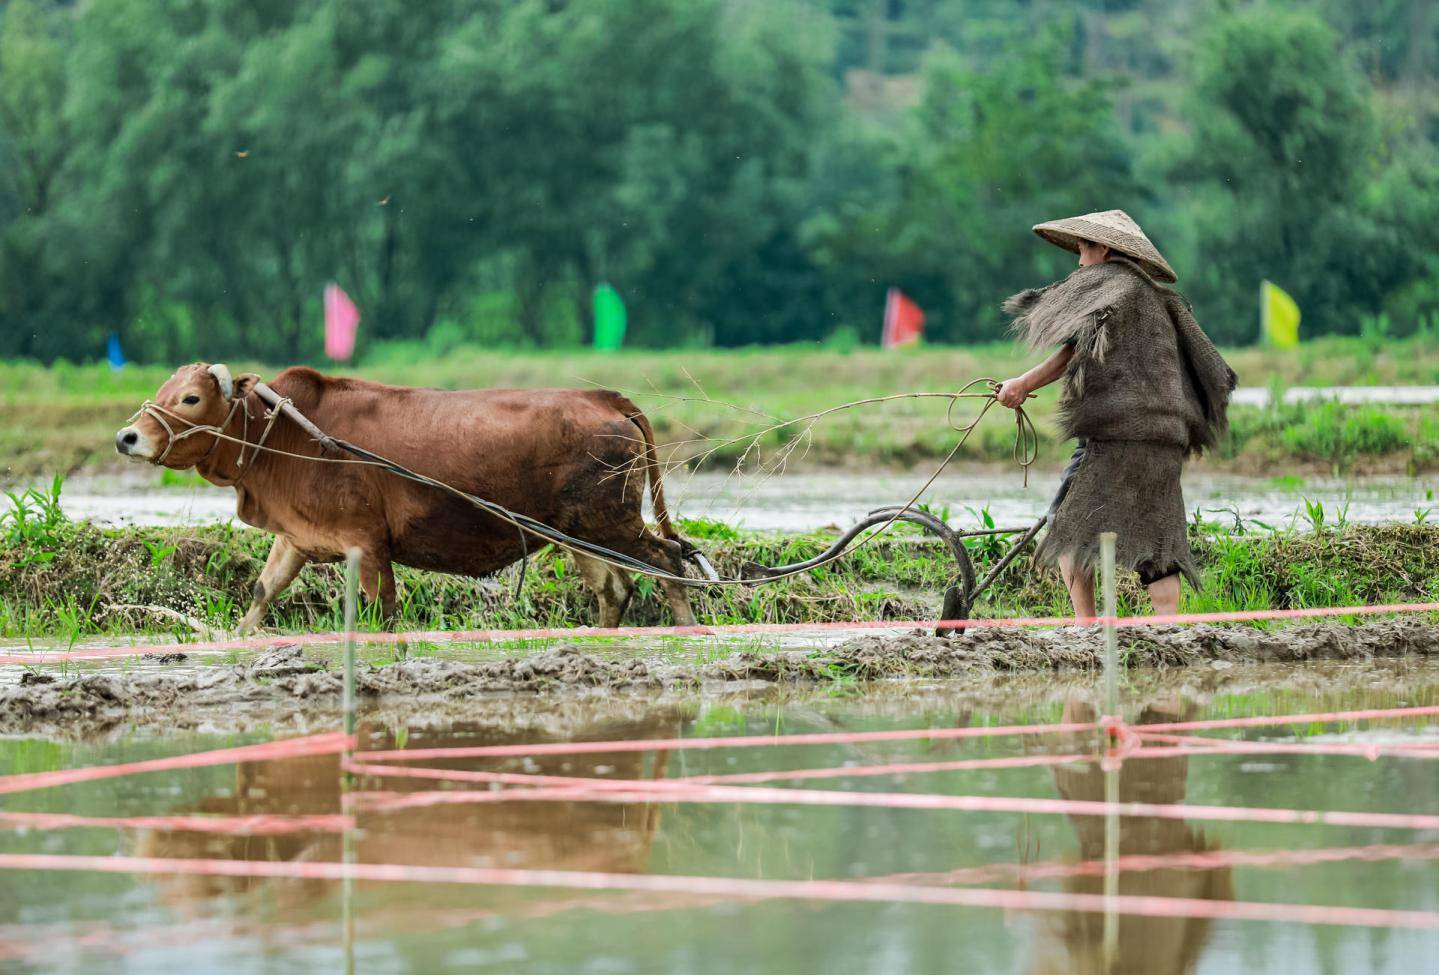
[0, 0, 80, 361]
[1164, 6, 1431, 341]
[428, 0, 840, 346]
[809, 29, 1140, 343]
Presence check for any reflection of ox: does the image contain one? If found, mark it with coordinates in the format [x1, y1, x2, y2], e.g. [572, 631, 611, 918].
[115, 363, 695, 630]
[135, 714, 679, 908]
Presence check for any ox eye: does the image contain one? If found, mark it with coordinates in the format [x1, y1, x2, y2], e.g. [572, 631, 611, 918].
[182, 394, 201, 405]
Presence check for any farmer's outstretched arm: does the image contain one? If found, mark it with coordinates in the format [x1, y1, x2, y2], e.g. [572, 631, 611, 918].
[996, 345, 1074, 409]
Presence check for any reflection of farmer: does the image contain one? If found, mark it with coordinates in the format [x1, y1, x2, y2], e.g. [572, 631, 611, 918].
[996, 211, 1236, 618]
[1028, 700, 1234, 975]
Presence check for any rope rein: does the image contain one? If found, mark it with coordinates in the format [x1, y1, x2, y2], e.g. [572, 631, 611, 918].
[132, 384, 314, 485]
[132, 378, 1038, 588]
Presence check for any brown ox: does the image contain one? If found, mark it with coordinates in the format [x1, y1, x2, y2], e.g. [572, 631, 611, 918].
[115, 363, 696, 631]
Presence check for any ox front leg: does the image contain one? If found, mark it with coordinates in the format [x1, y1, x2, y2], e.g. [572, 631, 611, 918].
[237, 536, 308, 634]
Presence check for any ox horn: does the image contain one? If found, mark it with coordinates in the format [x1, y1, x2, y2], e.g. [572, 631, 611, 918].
[208, 363, 234, 401]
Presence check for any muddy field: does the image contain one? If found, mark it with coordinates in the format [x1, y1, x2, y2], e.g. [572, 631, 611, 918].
[5, 619, 1435, 738]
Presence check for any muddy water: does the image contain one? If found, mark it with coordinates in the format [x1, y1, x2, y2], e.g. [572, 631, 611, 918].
[2, 662, 1437, 973]
[40, 468, 1439, 530]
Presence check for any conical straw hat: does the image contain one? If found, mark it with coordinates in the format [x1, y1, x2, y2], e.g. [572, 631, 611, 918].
[1032, 209, 1177, 283]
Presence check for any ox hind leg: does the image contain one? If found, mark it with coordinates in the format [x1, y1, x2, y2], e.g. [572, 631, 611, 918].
[356, 548, 399, 624]
[352, 546, 408, 657]
[238, 536, 308, 634]
[574, 553, 634, 628]
[623, 533, 697, 627]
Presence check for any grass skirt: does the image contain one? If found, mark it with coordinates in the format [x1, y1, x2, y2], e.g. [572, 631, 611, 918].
[1036, 439, 1200, 589]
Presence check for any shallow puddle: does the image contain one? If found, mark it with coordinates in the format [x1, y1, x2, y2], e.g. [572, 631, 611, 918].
[1, 661, 1438, 973]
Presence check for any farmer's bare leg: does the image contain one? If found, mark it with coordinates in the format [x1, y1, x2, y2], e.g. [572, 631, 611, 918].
[1147, 574, 1181, 616]
[1059, 554, 1097, 619]
[238, 536, 308, 633]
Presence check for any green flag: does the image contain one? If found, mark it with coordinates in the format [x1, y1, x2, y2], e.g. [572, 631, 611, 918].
[593, 283, 626, 351]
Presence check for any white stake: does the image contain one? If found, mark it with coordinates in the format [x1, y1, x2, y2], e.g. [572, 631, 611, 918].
[341, 547, 360, 975]
[343, 548, 360, 737]
[1100, 531, 1118, 716]
[1103, 762, 1120, 967]
[1099, 530, 1120, 966]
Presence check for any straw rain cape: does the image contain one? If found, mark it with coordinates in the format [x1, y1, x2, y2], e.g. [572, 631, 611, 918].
[1004, 257, 1237, 587]
[1004, 257, 1236, 453]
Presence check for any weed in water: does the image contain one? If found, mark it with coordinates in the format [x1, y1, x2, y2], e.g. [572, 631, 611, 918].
[691, 705, 747, 737]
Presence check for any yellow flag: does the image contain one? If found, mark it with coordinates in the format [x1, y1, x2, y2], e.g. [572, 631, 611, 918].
[1260, 280, 1300, 348]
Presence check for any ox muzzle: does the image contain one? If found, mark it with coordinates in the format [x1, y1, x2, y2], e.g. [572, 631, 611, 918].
[114, 424, 158, 461]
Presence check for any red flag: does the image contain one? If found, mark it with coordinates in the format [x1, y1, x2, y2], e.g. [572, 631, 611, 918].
[324, 283, 361, 361]
[881, 287, 925, 348]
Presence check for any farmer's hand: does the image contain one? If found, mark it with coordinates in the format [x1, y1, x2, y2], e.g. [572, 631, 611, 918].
[995, 378, 1029, 409]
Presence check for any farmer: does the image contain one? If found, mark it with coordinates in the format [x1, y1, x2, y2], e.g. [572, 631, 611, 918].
[995, 210, 1236, 619]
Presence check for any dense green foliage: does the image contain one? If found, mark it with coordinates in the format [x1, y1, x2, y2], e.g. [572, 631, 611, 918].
[2, 0, 1437, 360]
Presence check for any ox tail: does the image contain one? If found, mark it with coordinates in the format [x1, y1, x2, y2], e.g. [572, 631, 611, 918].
[623, 404, 681, 544]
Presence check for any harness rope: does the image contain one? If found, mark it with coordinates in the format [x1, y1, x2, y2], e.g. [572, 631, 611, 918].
[130, 378, 1038, 589]
[132, 383, 291, 485]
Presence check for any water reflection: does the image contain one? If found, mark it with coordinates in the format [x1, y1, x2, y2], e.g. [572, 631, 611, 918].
[133, 709, 684, 909]
[1028, 699, 1235, 975]
[8, 667, 1434, 972]
[129, 693, 1239, 975]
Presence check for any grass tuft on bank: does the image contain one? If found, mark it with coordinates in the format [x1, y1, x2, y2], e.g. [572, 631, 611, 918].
[3, 476, 1436, 641]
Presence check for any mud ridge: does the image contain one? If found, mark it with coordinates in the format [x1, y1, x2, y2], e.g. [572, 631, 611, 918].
[2, 620, 1435, 736]
[721, 618, 1439, 682]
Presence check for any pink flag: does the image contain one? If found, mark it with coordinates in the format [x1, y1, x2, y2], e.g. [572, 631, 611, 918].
[881, 287, 925, 348]
[324, 283, 360, 361]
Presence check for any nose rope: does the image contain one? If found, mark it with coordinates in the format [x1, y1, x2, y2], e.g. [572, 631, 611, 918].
[131, 398, 243, 467]
[129, 384, 291, 484]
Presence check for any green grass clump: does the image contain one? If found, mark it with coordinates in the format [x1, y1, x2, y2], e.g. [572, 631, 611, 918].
[1277, 402, 1408, 466]
[3, 481, 1437, 639]
[1225, 398, 1430, 473]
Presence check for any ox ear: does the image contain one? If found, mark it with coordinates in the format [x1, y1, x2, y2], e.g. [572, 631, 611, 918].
[207, 363, 235, 401]
[233, 371, 260, 400]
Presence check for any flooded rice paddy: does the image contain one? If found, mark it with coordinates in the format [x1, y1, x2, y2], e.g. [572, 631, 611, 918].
[44, 468, 1439, 531]
[6, 458, 1439, 971]
[2, 658, 1437, 973]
